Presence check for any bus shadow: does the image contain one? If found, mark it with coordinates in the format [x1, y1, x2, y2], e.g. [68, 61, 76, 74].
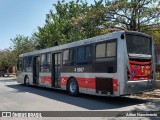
[6, 83, 152, 110]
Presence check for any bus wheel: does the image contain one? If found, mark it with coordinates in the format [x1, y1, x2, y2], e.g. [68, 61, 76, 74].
[24, 76, 29, 86]
[67, 78, 79, 96]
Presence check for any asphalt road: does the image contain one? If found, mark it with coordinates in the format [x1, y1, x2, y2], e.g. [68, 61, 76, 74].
[0, 77, 160, 120]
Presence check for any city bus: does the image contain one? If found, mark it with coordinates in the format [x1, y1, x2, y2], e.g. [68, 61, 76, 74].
[17, 31, 156, 96]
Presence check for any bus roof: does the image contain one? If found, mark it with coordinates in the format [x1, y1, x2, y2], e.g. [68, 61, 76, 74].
[19, 31, 151, 57]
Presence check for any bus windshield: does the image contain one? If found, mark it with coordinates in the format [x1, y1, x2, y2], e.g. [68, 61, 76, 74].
[126, 34, 152, 58]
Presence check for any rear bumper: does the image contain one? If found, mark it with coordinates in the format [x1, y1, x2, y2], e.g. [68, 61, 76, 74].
[123, 80, 155, 95]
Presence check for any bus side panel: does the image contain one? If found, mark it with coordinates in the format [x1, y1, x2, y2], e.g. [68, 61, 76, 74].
[60, 74, 96, 90]
[39, 72, 52, 87]
[60, 73, 120, 96]
[17, 72, 33, 84]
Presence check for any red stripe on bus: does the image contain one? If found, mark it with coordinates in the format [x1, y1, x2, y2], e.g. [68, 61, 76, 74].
[41, 76, 52, 84]
[60, 77, 96, 89]
[77, 78, 96, 89]
[113, 79, 118, 92]
[60, 77, 68, 86]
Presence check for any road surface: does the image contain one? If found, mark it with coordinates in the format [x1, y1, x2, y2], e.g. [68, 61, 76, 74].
[0, 77, 160, 120]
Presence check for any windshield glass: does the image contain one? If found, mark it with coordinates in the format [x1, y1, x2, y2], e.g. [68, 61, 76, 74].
[126, 34, 151, 57]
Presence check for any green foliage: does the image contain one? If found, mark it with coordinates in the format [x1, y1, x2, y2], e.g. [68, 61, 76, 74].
[148, 25, 160, 44]
[2, 0, 158, 69]
[0, 49, 13, 70]
[10, 35, 36, 65]
[34, 0, 110, 49]
[7, 0, 160, 51]
[105, 0, 160, 32]
[34, 0, 160, 49]
[0, 35, 36, 69]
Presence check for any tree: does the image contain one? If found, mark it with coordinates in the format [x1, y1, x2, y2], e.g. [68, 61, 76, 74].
[10, 35, 36, 65]
[33, 0, 160, 49]
[147, 24, 160, 44]
[153, 27, 160, 44]
[0, 49, 13, 70]
[34, 0, 88, 49]
[70, 0, 108, 38]
[34, 0, 110, 49]
[104, 0, 160, 32]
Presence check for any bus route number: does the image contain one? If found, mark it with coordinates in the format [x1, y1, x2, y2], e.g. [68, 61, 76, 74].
[74, 67, 84, 72]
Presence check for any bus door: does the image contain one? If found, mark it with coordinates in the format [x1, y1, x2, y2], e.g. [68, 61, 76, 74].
[33, 56, 40, 84]
[52, 52, 61, 87]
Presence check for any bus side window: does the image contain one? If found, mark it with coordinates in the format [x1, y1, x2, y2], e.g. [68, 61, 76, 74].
[106, 42, 116, 57]
[63, 49, 74, 66]
[96, 42, 116, 59]
[96, 43, 106, 58]
[17, 58, 22, 71]
[41, 53, 51, 72]
[23, 56, 33, 72]
[77, 46, 92, 64]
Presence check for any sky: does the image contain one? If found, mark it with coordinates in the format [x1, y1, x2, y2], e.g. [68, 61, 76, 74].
[0, 0, 52, 50]
[0, 0, 79, 50]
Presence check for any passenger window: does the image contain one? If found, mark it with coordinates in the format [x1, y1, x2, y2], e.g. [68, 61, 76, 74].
[86, 46, 92, 59]
[63, 50, 69, 63]
[41, 53, 51, 72]
[96, 41, 116, 58]
[17, 58, 22, 71]
[23, 56, 33, 72]
[96, 43, 106, 58]
[107, 42, 116, 57]
[77, 47, 85, 60]
[63, 49, 74, 65]
[77, 46, 92, 64]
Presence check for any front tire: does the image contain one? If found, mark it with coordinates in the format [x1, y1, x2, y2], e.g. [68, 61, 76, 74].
[67, 78, 79, 96]
[24, 76, 29, 86]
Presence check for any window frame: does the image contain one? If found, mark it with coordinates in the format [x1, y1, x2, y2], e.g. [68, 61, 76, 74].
[106, 42, 116, 57]
[23, 56, 33, 72]
[17, 57, 23, 71]
[95, 39, 117, 59]
[62, 48, 74, 66]
[40, 52, 51, 72]
[76, 45, 92, 65]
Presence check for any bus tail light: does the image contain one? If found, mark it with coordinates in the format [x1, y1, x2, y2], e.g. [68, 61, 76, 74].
[127, 67, 131, 80]
[113, 79, 118, 92]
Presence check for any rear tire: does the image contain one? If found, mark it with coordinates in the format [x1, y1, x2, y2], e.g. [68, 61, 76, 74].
[24, 76, 29, 86]
[67, 78, 79, 96]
